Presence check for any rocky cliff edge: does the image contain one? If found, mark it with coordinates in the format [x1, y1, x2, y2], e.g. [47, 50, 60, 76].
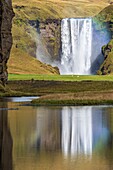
[0, 0, 14, 85]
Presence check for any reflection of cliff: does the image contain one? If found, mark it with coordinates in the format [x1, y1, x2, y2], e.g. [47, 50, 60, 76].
[36, 107, 61, 151]
[0, 102, 13, 170]
[36, 106, 109, 156]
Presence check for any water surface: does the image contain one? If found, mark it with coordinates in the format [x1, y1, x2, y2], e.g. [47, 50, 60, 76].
[2, 98, 113, 170]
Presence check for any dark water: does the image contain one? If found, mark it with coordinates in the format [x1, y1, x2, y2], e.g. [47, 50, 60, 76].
[1, 98, 113, 170]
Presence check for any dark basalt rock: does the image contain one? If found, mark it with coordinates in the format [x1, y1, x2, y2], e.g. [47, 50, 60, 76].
[0, 0, 14, 85]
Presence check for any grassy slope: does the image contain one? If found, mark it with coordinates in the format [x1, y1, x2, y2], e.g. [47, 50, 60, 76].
[8, 47, 59, 75]
[12, 0, 108, 19]
[8, 0, 109, 75]
[8, 16, 59, 75]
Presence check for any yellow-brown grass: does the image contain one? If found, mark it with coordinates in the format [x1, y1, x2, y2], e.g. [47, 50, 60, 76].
[8, 47, 59, 75]
[39, 91, 113, 101]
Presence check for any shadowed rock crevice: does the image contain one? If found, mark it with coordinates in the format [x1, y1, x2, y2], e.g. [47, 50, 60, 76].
[0, 0, 14, 85]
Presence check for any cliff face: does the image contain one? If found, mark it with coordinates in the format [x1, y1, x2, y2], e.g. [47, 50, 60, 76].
[29, 19, 61, 61]
[95, 5, 113, 75]
[0, 0, 14, 85]
[39, 19, 61, 61]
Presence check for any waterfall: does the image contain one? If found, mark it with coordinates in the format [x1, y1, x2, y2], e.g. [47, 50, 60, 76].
[60, 18, 92, 75]
[35, 17, 110, 75]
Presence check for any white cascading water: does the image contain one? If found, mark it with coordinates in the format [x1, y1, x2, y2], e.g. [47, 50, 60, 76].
[60, 18, 92, 75]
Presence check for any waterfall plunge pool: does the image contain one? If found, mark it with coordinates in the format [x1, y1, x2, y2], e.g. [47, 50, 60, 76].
[2, 98, 113, 170]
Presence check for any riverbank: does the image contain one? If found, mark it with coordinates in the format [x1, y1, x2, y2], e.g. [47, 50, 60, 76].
[31, 91, 113, 106]
[0, 79, 112, 105]
[6, 80, 113, 95]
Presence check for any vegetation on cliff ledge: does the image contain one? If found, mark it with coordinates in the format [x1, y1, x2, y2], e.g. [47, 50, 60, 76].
[98, 39, 113, 75]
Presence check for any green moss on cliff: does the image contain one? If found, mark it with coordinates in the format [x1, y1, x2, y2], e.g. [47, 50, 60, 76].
[97, 5, 113, 22]
[93, 5, 113, 32]
[98, 39, 113, 75]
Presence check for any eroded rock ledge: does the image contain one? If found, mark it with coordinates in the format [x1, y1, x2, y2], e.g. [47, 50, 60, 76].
[0, 0, 14, 85]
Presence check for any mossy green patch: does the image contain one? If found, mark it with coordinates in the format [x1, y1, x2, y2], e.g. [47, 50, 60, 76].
[98, 39, 113, 75]
[93, 4, 113, 37]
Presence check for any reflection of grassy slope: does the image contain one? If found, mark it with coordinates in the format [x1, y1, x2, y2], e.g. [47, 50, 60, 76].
[9, 0, 108, 75]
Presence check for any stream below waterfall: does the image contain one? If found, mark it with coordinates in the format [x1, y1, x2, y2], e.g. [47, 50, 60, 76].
[1, 97, 113, 170]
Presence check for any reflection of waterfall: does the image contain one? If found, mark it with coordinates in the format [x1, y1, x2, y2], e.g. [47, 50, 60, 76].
[61, 18, 92, 75]
[36, 106, 109, 156]
[62, 107, 92, 156]
[62, 106, 109, 156]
